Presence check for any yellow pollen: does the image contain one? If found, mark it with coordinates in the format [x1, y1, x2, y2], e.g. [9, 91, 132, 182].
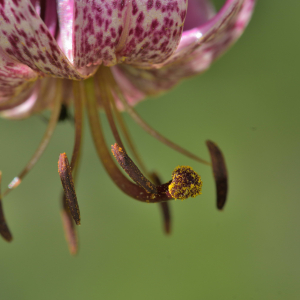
[168, 166, 202, 200]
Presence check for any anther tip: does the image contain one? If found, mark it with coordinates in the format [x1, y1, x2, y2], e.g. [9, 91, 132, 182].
[168, 166, 202, 200]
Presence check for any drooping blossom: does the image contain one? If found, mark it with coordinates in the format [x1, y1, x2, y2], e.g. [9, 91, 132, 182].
[0, 0, 255, 253]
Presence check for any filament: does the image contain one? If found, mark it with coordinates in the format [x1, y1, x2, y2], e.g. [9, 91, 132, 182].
[107, 70, 211, 166]
[4, 80, 63, 197]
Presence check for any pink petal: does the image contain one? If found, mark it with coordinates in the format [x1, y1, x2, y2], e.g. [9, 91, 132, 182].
[164, 0, 255, 66]
[0, 47, 38, 107]
[0, 77, 74, 119]
[183, 0, 215, 31]
[72, 0, 187, 68]
[116, 0, 188, 67]
[57, 0, 75, 63]
[0, 84, 39, 119]
[0, 0, 88, 79]
[72, 0, 128, 68]
[114, 0, 255, 105]
[111, 66, 146, 109]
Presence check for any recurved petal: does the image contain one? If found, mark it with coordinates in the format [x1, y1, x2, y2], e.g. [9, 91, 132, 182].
[162, 0, 255, 67]
[112, 64, 176, 104]
[0, 0, 89, 79]
[0, 77, 73, 119]
[183, 0, 215, 31]
[0, 48, 38, 108]
[111, 66, 146, 108]
[113, 0, 255, 105]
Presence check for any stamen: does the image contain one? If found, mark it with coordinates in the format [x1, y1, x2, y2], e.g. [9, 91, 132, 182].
[95, 68, 125, 150]
[69, 81, 84, 170]
[111, 143, 157, 194]
[108, 82, 149, 176]
[4, 81, 63, 197]
[206, 140, 228, 210]
[151, 172, 171, 235]
[99, 68, 171, 233]
[106, 70, 211, 166]
[168, 166, 202, 200]
[84, 76, 174, 203]
[58, 153, 81, 225]
[96, 66, 157, 193]
[59, 81, 84, 254]
[0, 172, 13, 242]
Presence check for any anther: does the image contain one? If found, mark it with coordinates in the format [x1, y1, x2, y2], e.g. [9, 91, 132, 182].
[206, 140, 228, 210]
[168, 166, 202, 200]
[58, 153, 81, 225]
[111, 143, 157, 194]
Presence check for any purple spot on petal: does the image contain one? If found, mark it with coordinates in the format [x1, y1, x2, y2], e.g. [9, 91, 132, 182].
[0, 9, 10, 23]
[132, 0, 138, 15]
[155, 0, 161, 10]
[12, 0, 20, 7]
[180, 10, 186, 22]
[110, 28, 116, 38]
[28, 5, 35, 16]
[151, 19, 159, 30]
[137, 12, 144, 23]
[119, 0, 125, 11]
[118, 26, 123, 36]
[135, 26, 143, 38]
[147, 0, 154, 10]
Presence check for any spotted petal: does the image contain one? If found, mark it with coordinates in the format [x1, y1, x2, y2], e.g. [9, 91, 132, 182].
[0, 48, 37, 107]
[163, 0, 255, 66]
[113, 0, 255, 103]
[0, 0, 89, 79]
[115, 0, 188, 67]
[70, 0, 188, 68]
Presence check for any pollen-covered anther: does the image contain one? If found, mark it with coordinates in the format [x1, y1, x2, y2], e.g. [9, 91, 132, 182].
[58, 153, 81, 225]
[111, 143, 157, 194]
[168, 166, 203, 200]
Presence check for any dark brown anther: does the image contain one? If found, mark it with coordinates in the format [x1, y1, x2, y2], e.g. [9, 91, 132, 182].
[206, 140, 228, 210]
[151, 172, 171, 235]
[111, 143, 157, 194]
[58, 153, 81, 225]
[0, 172, 13, 242]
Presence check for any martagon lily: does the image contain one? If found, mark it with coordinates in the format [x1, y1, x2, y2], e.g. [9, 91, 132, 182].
[0, 0, 255, 253]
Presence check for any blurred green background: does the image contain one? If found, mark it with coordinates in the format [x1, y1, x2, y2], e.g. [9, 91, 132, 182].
[0, 0, 299, 299]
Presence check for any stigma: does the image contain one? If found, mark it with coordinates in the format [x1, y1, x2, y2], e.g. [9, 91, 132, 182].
[168, 166, 202, 200]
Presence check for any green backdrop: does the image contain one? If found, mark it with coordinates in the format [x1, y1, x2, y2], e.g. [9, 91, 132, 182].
[0, 1, 299, 299]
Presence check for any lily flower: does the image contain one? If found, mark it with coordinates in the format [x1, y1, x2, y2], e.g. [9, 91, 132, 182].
[0, 0, 255, 253]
